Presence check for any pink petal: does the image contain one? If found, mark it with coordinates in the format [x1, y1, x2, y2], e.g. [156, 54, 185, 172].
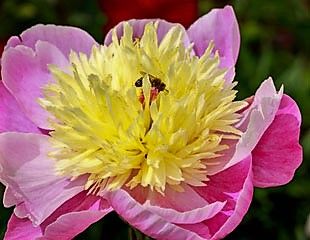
[145, 184, 225, 224]
[104, 19, 190, 47]
[182, 155, 253, 239]
[0, 81, 40, 133]
[252, 94, 302, 187]
[227, 78, 283, 168]
[108, 155, 252, 240]
[143, 199, 226, 225]
[4, 214, 42, 240]
[107, 189, 205, 240]
[1, 41, 68, 129]
[0, 132, 86, 225]
[125, 184, 225, 224]
[5, 192, 112, 240]
[40, 192, 112, 240]
[187, 5, 240, 82]
[208, 78, 283, 175]
[127, 183, 209, 208]
[5, 24, 97, 57]
[210, 156, 253, 239]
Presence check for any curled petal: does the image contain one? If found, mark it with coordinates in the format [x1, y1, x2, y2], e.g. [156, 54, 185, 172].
[228, 78, 283, 169]
[1, 41, 68, 129]
[5, 24, 97, 57]
[104, 19, 190, 47]
[0, 132, 86, 225]
[187, 5, 240, 82]
[0, 81, 39, 133]
[5, 192, 112, 240]
[252, 94, 302, 187]
[107, 189, 205, 240]
[208, 78, 283, 175]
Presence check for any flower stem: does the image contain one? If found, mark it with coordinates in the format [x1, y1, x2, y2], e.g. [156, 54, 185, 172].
[128, 226, 153, 240]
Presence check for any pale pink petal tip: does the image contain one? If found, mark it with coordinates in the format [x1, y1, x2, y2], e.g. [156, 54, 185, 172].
[104, 19, 191, 47]
[209, 78, 283, 175]
[5, 24, 97, 57]
[187, 5, 240, 82]
[2, 24, 98, 130]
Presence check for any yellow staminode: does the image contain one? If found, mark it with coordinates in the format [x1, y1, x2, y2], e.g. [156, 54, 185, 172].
[40, 22, 246, 194]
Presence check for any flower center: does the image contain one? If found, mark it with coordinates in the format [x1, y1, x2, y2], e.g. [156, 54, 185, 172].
[40, 22, 246, 194]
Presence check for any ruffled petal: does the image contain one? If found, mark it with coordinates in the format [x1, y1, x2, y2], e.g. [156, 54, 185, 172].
[104, 19, 190, 47]
[187, 5, 240, 82]
[0, 81, 40, 133]
[5, 192, 112, 240]
[208, 78, 283, 175]
[5, 24, 97, 57]
[227, 78, 283, 168]
[182, 155, 253, 239]
[252, 94, 302, 187]
[0, 132, 86, 225]
[1, 41, 68, 129]
[107, 189, 205, 240]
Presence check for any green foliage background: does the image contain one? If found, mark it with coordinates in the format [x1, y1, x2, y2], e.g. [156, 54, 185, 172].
[0, 0, 309, 239]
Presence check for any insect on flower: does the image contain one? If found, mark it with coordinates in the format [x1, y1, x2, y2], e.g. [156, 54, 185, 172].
[135, 71, 168, 103]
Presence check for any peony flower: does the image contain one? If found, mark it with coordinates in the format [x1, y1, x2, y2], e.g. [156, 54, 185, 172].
[0, 5, 302, 240]
[99, 0, 198, 33]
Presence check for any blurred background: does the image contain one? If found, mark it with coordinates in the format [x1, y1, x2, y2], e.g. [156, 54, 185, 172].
[0, 0, 309, 239]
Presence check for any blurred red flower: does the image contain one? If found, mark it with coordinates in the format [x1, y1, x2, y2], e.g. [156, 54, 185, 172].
[0, 40, 5, 54]
[99, 0, 198, 33]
